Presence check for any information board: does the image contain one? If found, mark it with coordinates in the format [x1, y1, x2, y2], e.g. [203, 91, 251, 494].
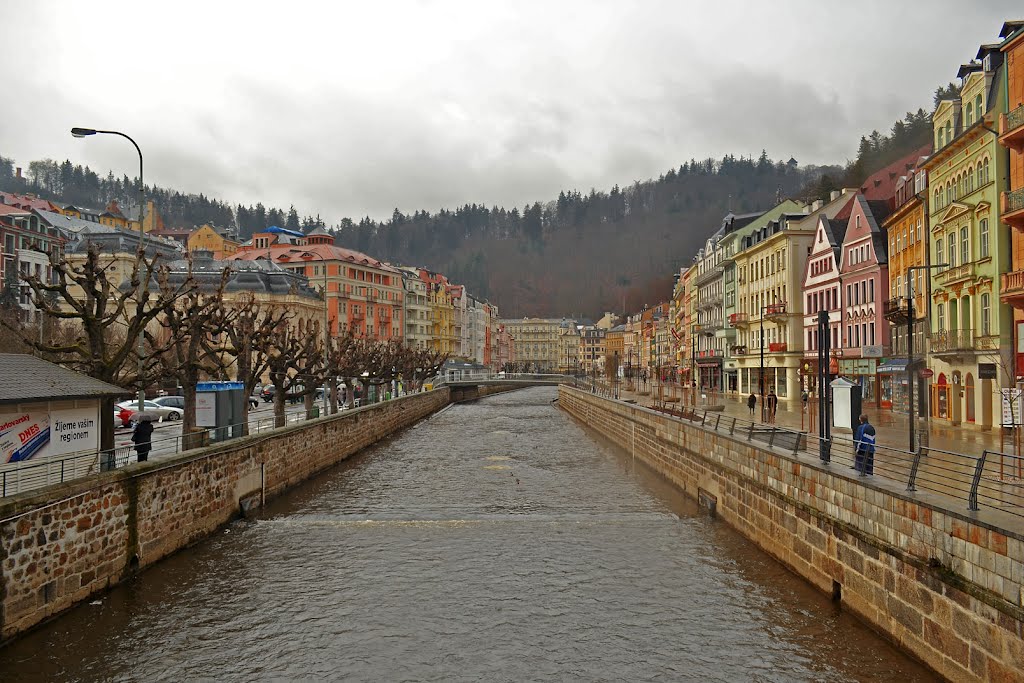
[1000, 388, 1023, 427]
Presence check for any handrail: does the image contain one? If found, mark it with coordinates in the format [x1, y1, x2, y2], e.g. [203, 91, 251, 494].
[595, 391, 1024, 518]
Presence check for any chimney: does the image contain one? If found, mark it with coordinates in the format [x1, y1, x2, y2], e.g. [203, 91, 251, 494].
[830, 190, 841, 202]
[812, 200, 824, 212]
[15, 167, 22, 179]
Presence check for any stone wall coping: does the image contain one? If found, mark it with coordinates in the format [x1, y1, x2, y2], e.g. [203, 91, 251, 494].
[0, 388, 449, 522]
[561, 386, 1024, 544]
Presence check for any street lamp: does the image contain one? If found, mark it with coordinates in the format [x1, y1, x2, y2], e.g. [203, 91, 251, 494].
[72, 127, 146, 412]
[760, 296, 781, 423]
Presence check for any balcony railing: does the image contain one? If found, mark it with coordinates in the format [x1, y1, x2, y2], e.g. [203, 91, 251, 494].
[883, 297, 911, 323]
[928, 329, 976, 355]
[694, 264, 724, 286]
[696, 292, 723, 310]
[999, 104, 1024, 152]
[696, 349, 723, 359]
[768, 342, 787, 353]
[730, 345, 748, 356]
[935, 262, 976, 287]
[1002, 270, 1024, 305]
[728, 312, 749, 327]
[1003, 188, 1024, 229]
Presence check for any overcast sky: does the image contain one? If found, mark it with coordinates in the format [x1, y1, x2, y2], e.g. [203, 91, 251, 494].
[2, 1, 1019, 222]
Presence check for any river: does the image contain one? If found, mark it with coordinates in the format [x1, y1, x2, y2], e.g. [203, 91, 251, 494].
[0, 387, 936, 681]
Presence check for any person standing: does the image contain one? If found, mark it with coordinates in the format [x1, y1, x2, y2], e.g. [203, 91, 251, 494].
[747, 392, 757, 415]
[132, 415, 154, 463]
[854, 414, 876, 475]
[767, 390, 778, 424]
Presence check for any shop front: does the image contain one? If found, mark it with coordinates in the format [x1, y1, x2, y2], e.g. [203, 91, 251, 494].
[839, 357, 879, 405]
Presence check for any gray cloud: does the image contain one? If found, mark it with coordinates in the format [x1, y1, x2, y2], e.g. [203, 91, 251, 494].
[2, 0, 1021, 222]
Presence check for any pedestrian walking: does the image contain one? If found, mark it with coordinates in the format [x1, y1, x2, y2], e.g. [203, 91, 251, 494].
[767, 390, 778, 424]
[132, 415, 154, 463]
[853, 414, 876, 475]
[747, 392, 757, 415]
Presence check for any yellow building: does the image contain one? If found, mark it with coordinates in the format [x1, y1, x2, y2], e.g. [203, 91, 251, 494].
[188, 224, 240, 259]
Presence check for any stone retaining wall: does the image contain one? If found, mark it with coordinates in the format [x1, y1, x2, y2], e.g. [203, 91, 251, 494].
[558, 386, 1024, 683]
[0, 388, 450, 643]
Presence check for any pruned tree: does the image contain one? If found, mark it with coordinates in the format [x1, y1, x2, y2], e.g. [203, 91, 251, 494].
[326, 329, 360, 411]
[5, 243, 193, 452]
[153, 261, 235, 443]
[219, 293, 293, 431]
[265, 318, 326, 427]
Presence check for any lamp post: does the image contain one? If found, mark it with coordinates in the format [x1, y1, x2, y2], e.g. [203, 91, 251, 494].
[759, 296, 781, 423]
[72, 127, 146, 412]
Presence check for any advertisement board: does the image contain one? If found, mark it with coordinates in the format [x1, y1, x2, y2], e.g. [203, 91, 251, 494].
[1000, 388, 1023, 427]
[196, 393, 217, 427]
[0, 405, 99, 463]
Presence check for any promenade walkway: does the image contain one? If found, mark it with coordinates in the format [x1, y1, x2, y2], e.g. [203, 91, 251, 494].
[588, 380, 1024, 524]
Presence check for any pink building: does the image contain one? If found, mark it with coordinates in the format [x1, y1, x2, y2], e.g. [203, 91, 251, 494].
[838, 195, 893, 404]
[802, 197, 855, 393]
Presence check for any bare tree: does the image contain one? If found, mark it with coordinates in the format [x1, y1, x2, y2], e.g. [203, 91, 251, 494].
[154, 263, 236, 443]
[5, 244, 193, 452]
[219, 293, 293, 431]
[265, 318, 326, 427]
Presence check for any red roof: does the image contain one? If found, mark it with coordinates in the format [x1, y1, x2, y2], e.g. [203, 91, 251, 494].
[231, 242, 400, 274]
[0, 192, 60, 213]
[859, 145, 932, 205]
[0, 203, 32, 217]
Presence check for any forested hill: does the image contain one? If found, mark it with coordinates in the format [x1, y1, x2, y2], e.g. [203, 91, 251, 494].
[0, 102, 937, 318]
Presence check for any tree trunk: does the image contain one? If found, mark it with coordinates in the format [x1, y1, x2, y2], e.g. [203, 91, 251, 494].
[304, 391, 314, 418]
[181, 377, 200, 450]
[273, 382, 287, 428]
[238, 352, 253, 436]
[330, 382, 338, 414]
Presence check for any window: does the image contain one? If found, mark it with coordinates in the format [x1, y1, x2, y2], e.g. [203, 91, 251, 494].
[870, 322, 875, 345]
[945, 121, 952, 144]
[869, 279, 874, 302]
[983, 158, 990, 185]
[846, 284, 851, 306]
[980, 219, 990, 258]
[937, 303, 945, 332]
[967, 167, 974, 193]
[938, 128, 945, 147]
[975, 94, 983, 119]
[981, 293, 991, 335]
[935, 239, 943, 265]
[965, 102, 973, 126]
[948, 233, 956, 268]
[861, 280, 867, 303]
[960, 226, 969, 264]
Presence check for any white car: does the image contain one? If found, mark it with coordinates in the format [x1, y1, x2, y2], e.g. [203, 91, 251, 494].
[116, 400, 183, 423]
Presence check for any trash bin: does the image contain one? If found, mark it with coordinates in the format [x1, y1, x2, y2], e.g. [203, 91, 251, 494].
[309, 406, 320, 419]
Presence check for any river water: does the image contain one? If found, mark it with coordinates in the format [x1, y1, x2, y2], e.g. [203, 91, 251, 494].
[0, 388, 936, 682]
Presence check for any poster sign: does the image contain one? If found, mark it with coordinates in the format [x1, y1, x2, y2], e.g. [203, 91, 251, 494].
[196, 393, 217, 427]
[978, 363, 997, 380]
[862, 345, 883, 358]
[0, 406, 99, 463]
[1000, 388, 1023, 427]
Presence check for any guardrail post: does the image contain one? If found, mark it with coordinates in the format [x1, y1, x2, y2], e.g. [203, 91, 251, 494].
[748, 422, 755, 441]
[968, 450, 988, 511]
[768, 426, 777, 448]
[700, 411, 708, 427]
[730, 416, 737, 435]
[819, 437, 831, 464]
[906, 445, 924, 492]
[714, 414, 721, 431]
[792, 430, 801, 455]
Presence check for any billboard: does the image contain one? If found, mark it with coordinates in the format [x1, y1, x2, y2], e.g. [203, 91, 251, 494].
[1, 405, 100, 463]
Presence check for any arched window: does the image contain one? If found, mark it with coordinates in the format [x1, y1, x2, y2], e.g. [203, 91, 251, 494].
[983, 157, 991, 185]
[967, 166, 975, 193]
[965, 102, 974, 126]
[938, 128, 945, 148]
[981, 293, 991, 335]
[975, 94, 983, 118]
[945, 121, 952, 143]
[977, 160, 985, 185]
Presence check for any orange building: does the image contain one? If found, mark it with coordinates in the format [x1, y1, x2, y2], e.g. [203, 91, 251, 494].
[231, 226, 403, 342]
[999, 20, 1024, 377]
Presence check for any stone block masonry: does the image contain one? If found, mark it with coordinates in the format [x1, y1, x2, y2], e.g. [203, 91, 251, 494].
[0, 388, 450, 643]
[558, 386, 1024, 683]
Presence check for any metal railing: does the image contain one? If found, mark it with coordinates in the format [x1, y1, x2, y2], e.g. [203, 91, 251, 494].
[0, 395, 412, 499]
[1004, 187, 1024, 215]
[1003, 104, 1024, 136]
[600, 397, 1024, 518]
[928, 328, 976, 354]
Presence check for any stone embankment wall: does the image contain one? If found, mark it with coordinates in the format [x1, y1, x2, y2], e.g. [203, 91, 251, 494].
[0, 388, 450, 643]
[558, 387, 1024, 683]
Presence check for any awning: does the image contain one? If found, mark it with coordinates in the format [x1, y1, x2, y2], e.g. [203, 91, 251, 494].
[876, 359, 909, 374]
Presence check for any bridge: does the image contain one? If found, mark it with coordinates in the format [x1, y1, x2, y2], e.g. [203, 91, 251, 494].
[440, 373, 578, 401]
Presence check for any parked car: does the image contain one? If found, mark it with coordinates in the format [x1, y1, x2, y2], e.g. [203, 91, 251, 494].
[115, 405, 135, 428]
[115, 400, 184, 424]
[152, 395, 185, 410]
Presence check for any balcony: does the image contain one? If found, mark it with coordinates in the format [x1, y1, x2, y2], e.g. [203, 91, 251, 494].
[695, 291, 723, 310]
[763, 302, 787, 322]
[768, 342, 788, 353]
[928, 329, 980, 357]
[730, 344, 748, 356]
[883, 297, 911, 324]
[1002, 270, 1024, 307]
[696, 349, 723, 360]
[694, 264, 724, 286]
[694, 321, 722, 335]
[729, 312, 749, 328]
[935, 262, 976, 287]
[1002, 188, 1024, 230]
[998, 104, 1024, 152]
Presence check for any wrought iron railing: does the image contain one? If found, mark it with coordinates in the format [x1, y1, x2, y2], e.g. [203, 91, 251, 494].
[1005, 103, 1024, 135]
[1005, 187, 1024, 214]
[928, 329, 975, 354]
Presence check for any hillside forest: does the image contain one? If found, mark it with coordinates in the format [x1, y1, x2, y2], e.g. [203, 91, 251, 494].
[0, 94, 942, 319]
